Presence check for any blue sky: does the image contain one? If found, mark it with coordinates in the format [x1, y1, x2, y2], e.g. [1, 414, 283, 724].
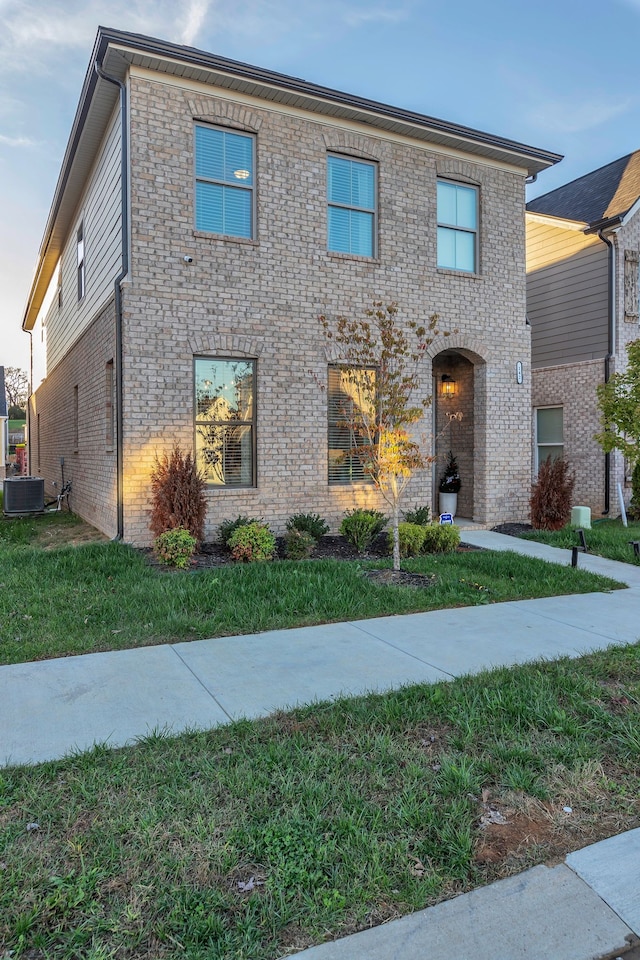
[2, 0, 640, 370]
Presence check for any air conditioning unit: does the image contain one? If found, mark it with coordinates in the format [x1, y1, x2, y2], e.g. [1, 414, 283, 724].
[3, 477, 45, 516]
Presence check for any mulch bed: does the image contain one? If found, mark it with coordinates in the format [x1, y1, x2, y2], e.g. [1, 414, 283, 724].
[145, 534, 482, 588]
[492, 522, 533, 536]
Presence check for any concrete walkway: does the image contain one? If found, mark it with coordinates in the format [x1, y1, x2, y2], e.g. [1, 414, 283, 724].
[2, 530, 639, 960]
[2, 531, 639, 769]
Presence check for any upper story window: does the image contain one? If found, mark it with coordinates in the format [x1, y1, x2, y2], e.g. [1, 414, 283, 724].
[195, 125, 255, 239]
[76, 223, 85, 300]
[327, 155, 376, 257]
[437, 180, 478, 273]
[194, 357, 256, 487]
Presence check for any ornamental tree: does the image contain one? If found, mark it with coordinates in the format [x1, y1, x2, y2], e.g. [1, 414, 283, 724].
[595, 339, 640, 507]
[319, 300, 460, 571]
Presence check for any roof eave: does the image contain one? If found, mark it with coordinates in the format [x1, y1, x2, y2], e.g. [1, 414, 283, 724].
[525, 210, 588, 232]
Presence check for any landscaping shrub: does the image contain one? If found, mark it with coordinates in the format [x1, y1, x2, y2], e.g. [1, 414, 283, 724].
[629, 461, 640, 521]
[530, 457, 575, 531]
[286, 512, 330, 541]
[285, 528, 317, 559]
[153, 527, 197, 569]
[228, 521, 276, 562]
[402, 505, 431, 526]
[218, 515, 262, 547]
[340, 509, 387, 553]
[150, 446, 206, 543]
[388, 521, 426, 558]
[421, 522, 460, 553]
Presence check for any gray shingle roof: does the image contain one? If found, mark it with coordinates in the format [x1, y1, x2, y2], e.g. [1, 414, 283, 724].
[527, 150, 640, 225]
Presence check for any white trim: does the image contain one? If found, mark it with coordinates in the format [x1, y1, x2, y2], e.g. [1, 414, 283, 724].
[525, 211, 587, 232]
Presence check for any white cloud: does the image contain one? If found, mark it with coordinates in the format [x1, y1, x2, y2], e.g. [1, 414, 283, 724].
[341, 5, 410, 27]
[0, 133, 37, 147]
[180, 0, 212, 45]
[528, 95, 632, 135]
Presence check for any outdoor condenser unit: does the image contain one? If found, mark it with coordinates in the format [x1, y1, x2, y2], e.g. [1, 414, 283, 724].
[3, 477, 45, 515]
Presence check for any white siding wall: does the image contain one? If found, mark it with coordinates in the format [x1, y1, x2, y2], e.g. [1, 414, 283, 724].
[46, 106, 122, 373]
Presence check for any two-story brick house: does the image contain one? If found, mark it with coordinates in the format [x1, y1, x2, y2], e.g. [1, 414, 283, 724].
[22, 27, 560, 545]
[527, 151, 640, 517]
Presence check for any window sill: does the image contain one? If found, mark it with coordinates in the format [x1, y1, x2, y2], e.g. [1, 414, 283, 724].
[193, 231, 258, 247]
[326, 251, 380, 265]
[204, 484, 257, 491]
[437, 268, 482, 280]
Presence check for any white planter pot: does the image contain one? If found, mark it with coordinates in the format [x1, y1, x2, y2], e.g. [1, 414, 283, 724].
[439, 492, 458, 519]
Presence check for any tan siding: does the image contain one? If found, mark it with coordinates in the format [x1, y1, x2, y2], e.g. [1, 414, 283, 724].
[46, 106, 122, 372]
[526, 220, 608, 368]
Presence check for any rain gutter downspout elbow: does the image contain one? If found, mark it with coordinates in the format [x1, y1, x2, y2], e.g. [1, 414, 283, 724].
[597, 228, 615, 516]
[95, 59, 128, 541]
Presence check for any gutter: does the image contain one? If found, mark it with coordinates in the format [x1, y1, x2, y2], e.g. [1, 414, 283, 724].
[95, 58, 128, 541]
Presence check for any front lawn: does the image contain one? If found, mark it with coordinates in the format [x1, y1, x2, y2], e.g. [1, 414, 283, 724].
[0, 511, 623, 666]
[520, 518, 640, 564]
[1, 644, 639, 958]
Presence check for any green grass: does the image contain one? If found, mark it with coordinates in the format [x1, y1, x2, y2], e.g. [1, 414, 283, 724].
[521, 519, 640, 564]
[0, 511, 623, 666]
[1, 644, 639, 958]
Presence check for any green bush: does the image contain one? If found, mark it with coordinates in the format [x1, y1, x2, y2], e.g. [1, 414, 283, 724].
[285, 528, 317, 560]
[218, 515, 262, 547]
[629, 461, 640, 521]
[340, 509, 387, 553]
[286, 512, 330, 541]
[388, 522, 426, 558]
[402, 505, 431, 526]
[421, 522, 460, 554]
[153, 527, 197, 569]
[228, 522, 276, 563]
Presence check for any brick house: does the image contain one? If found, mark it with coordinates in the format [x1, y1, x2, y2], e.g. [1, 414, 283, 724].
[23, 27, 560, 545]
[526, 151, 640, 517]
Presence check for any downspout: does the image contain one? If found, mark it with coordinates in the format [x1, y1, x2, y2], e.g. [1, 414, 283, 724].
[597, 229, 615, 515]
[95, 59, 128, 540]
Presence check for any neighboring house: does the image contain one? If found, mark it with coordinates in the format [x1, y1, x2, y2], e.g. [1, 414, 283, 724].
[0, 367, 7, 481]
[526, 151, 640, 517]
[22, 28, 560, 545]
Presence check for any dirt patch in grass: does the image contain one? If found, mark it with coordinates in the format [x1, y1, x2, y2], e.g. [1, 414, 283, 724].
[33, 519, 109, 549]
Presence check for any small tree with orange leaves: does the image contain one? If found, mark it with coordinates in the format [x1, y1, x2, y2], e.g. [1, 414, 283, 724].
[319, 301, 459, 571]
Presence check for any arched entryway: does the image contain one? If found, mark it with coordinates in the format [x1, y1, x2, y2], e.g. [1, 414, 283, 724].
[432, 348, 486, 522]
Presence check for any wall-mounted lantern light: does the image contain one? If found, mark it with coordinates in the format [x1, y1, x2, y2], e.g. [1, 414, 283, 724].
[440, 374, 456, 397]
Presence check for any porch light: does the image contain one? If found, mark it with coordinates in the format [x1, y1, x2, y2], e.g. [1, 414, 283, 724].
[440, 374, 456, 397]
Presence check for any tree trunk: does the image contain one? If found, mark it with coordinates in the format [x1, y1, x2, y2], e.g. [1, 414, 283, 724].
[392, 499, 401, 572]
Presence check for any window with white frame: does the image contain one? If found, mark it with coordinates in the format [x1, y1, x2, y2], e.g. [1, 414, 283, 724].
[328, 365, 376, 484]
[327, 155, 376, 257]
[195, 125, 255, 239]
[76, 223, 85, 300]
[437, 180, 478, 273]
[194, 357, 256, 486]
[535, 406, 563, 470]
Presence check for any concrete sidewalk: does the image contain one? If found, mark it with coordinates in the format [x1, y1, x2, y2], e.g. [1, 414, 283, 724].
[2, 530, 639, 960]
[288, 829, 640, 960]
[1, 531, 639, 768]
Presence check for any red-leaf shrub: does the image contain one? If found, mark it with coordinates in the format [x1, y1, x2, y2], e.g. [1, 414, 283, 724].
[530, 457, 574, 531]
[150, 446, 206, 544]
